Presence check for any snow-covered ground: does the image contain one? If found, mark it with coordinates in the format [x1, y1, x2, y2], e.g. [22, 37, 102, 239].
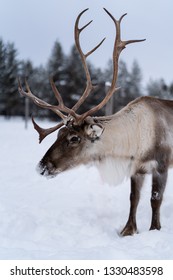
[0, 117, 173, 260]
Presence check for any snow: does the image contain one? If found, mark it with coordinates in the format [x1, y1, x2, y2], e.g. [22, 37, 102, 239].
[0, 117, 173, 260]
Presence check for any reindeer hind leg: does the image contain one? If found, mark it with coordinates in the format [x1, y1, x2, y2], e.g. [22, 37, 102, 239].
[150, 168, 168, 230]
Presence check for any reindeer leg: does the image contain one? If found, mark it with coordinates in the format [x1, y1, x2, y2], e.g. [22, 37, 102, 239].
[150, 169, 167, 230]
[121, 174, 145, 236]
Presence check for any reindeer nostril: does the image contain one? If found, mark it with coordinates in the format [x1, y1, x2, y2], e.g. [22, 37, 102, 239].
[40, 168, 46, 175]
[36, 162, 46, 175]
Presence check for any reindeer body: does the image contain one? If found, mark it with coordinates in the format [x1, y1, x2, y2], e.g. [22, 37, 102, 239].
[93, 96, 172, 184]
[19, 9, 172, 236]
[98, 95, 173, 235]
[94, 96, 156, 184]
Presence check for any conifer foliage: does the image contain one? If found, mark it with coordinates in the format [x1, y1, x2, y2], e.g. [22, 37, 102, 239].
[0, 37, 172, 119]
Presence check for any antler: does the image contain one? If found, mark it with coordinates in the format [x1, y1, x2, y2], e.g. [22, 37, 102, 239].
[18, 78, 78, 120]
[18, 78, 66, 120]
[18, 8, 105, 141]
[19, 8, 145, 142]
[18, 78, 78, 142]
[32, 117, 64, 143]
[75, 8, 146, 123]
[72, 8, 106, 112]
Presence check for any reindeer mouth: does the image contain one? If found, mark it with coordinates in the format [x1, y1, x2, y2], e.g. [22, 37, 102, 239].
[37, 162, 55, 177]
[37, 161, 63, 178]
[39, 166, 51, 176]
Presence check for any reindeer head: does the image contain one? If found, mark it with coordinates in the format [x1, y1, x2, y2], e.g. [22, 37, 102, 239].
[18, 8, 145, 177]
[37, 118, 104, 176]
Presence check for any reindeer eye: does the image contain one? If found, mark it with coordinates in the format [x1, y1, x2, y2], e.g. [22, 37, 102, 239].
[69, 136, 81, 144]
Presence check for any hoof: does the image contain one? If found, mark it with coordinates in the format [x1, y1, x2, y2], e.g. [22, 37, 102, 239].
[149, 225, 161, 231]
[120, 225, 138, 237]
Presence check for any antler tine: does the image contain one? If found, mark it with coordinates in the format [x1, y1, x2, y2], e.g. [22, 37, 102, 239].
[49, 77, 64, 106]
[76, 8, 146, 123]
[18, 78, 67, 121]
[32, 116, 64, 143]
[72, 8, 106, 112]
[103, 8, 145, 90]
[49, 77, 79, 120]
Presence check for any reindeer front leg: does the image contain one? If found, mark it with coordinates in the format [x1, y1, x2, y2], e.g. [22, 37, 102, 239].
[121, 174, 145, 236]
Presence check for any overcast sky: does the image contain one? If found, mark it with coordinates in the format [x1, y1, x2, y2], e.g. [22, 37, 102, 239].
[0, 0, 173, 86]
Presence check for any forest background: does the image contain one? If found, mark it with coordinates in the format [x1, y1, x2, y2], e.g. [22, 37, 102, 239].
[1, 38, 173, 120]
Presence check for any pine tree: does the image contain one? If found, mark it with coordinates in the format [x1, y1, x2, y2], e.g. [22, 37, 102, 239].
[64, 45, 86, 110]
[129, 60, 143, 98]
[47, 41, 65, 79]
[114, 60, 130, 112]
[46, 40, 67, 120]
[146, 78, 168, 98]
[1, 42, 19, 117]
[77, 62, 105, 115]
[0, 38, 6, 115]
[19, 60, 36, 117]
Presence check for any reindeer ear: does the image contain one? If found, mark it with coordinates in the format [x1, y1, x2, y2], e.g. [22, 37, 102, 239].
[85, 124, 104, 140]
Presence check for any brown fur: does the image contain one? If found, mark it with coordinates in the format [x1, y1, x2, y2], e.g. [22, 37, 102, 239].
[37, 96, 173, 235]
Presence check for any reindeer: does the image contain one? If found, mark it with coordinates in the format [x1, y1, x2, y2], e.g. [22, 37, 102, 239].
[18, 8, 173, 236]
